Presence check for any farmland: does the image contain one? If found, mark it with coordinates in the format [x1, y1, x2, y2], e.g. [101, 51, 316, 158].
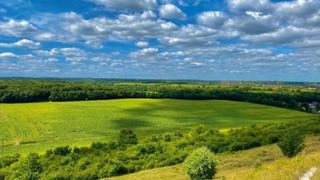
[0, 99, 313, 155]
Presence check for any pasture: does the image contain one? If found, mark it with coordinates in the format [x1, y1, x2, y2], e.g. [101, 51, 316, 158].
[0, 99, 313, 155]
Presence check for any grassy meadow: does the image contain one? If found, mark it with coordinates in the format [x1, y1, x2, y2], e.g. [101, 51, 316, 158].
[110, 136, 320, 180]
[0, 99, 314, 155]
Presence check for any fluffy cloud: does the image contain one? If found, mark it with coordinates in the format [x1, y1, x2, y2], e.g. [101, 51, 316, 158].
[0, 52, 18, 59]
[160, 25, 217, 47]
[227, 0, 271, 13]
[136, 41, 149, 47]
[275, 0, 320, 18]
[88, 0, 157, 11]
[29, 11, 178, 48]
[130, 47, 159, 58]
[0, 20, 37, 37]
[159, 4, 186, 20]
[0, 39, 40, 49]
[197, 11, 227, 28]
[35, 47, 86, 58]
[229, 13, 278, 35]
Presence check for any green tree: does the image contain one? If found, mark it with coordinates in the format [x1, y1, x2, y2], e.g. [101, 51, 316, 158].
[184, 147, 217, 180]
[277, 129, 304, 158]
[15, 153, 43, 180]
[118, 129, 138, 145]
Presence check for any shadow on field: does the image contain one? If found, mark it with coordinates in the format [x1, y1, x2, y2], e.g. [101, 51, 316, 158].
[111, 100, 209, 128]
[112, 118, 154, 129]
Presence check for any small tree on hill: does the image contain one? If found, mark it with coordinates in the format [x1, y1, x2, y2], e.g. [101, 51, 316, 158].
[118, 129, 138, 145]
[184, 147, 217, 180]
[277, 129, 304, 158]
[15, 153, 43, 180]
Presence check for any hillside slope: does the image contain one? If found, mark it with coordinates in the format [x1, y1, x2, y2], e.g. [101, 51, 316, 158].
[0, 99, 313, 155]
[110, 136, 320, 180]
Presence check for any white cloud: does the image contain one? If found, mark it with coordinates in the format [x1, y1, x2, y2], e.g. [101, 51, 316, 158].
[0, 19, 37, 37]
[0, 52, 18, 59]
[130, 47, 159, 60]
[30, 11, 178, 48]
[275, 0, 320, 18]
[227, 0, 271, 13]
[197, 11, 227, 28]
[160, 25, 217, 47]
[136, 41, 149, 47]
[0, 39, 40, 49]
[242, 26, 317, 44]
[88, 0, 157, 11]
[35, 47, 85, 58]
[159, 4, 186, 20]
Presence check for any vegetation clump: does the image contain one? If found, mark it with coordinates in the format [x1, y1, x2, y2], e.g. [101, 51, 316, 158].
[118, 129, 138, 145]
[0, 118, 319, 179]
[184, 147, 217, 180]
[14, 153, 43, 180]
[277, 129, 304, 158]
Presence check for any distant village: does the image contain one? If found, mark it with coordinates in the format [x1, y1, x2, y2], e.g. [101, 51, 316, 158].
[301, 101, 320, 113]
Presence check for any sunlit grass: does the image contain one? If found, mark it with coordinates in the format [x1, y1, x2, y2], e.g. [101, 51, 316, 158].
[110, 136, 320, 180]
[0, 99, 313, 155]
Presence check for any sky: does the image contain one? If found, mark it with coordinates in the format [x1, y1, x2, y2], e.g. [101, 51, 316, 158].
[0, 0, 319, 82]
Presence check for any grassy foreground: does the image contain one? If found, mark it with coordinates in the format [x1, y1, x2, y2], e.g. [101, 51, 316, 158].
[110, 136, 320, 180]
[0, 99, 313, 155]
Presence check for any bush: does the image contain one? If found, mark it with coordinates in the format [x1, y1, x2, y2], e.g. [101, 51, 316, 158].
[277, 129, 304, 158]
[118, 129, 138, 145]
[54, 146, 71, 156]
[0, 154, 20, 168]
[184, 147, 217, 180]
[15, 153, 43, 180]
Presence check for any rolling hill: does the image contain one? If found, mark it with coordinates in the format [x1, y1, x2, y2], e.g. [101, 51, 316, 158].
[0, 99, 313, 155]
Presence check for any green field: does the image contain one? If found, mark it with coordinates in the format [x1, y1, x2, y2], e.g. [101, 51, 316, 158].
[0, 99, 313, 155]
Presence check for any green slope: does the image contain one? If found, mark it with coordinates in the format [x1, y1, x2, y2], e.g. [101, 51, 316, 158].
[109, 136, 320, 180]
[0, 99, 313, 155]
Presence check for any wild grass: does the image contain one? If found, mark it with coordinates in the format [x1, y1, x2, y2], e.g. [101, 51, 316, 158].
[110, 136, 320, 180]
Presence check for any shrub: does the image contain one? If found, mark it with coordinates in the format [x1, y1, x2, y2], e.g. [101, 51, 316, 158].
[107, 161, 127, 176]
[54, 146, 71, 156]
[0, 154, 20, 168]
[164, 134, 171, 142]
[184, 147, 217, 180]
[15, 153, 43, 180]
[118, 129, 138, 145]
[137, 143, 162, 155]
[277, 129, 304, 158]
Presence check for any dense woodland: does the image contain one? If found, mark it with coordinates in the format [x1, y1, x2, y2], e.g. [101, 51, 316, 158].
[0, 80, 319, 113]
[0, 117, 319, 179]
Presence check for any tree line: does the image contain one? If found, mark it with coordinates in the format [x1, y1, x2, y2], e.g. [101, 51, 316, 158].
[0, 80, 319, 112]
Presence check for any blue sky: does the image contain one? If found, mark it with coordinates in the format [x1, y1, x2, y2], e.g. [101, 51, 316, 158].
[0, 0, 319, 81]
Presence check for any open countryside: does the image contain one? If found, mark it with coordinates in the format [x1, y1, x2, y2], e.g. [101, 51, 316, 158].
[1, 0, 320, 179]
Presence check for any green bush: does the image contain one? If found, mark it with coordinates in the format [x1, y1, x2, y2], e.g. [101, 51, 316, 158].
[277, 129, 304, 158]
[0, 154, 20, 168]
[54, 146, 71, 156]
[118, 129, 138, 145]
[184, 147, 217, 180]
[15, 153, 43, 180]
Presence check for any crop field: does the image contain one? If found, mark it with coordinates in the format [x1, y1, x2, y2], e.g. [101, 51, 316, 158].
[0, 99, 313, 155]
